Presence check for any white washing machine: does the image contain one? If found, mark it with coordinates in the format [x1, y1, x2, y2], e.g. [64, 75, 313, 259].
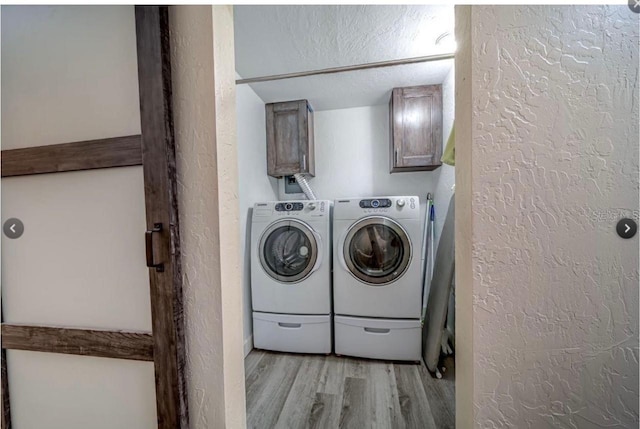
[251, 200, 332, 354]
[333, 196, 422, 361]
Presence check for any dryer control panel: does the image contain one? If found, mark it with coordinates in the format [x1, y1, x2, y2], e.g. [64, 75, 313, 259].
[333, 196, 420, 220]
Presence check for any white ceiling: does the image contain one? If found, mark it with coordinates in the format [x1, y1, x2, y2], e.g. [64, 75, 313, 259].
[233, 5, 454, 111]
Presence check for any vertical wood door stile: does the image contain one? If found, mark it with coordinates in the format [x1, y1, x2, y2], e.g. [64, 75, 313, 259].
[135, 6, 188, 429]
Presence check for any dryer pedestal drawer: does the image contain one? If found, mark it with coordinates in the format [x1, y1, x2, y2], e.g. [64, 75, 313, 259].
[253, 312, 332, 354]
[334, 315, 421, 361]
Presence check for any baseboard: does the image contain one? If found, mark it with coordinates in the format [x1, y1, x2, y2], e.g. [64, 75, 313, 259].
[243, 334, 253, 357]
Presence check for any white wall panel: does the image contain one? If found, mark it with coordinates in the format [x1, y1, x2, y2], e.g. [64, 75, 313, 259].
[2, 166, 151, 331]
[1, 5, 140, 149]
[7, 351, 157, 429]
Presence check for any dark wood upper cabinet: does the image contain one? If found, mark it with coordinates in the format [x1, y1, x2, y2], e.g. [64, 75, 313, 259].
[389, 85, 443, 173]
[266, 99, 315, 178]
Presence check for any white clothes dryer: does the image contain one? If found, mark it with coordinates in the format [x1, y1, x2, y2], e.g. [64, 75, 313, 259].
[332, 196, 423, 361]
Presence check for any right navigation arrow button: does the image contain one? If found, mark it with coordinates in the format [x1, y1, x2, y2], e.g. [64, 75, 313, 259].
[617, 218, 637, 239]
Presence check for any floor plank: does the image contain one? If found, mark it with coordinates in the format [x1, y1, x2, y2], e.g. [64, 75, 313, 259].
[343, 356, 368, 379]
[244, 348, 266, 379]
[244, 350, 454, 429]
[417, 356, 456, 429]
[308, 393, 340, 429]
[394, 364, 438, 429]
[275, 355, 325, 429]
[370, 361, 404, 429]
[246, 353, 303, 429]
[338, 377, 371, 428]
[245, 352, 277, 409]
[316, 355, 346, 395]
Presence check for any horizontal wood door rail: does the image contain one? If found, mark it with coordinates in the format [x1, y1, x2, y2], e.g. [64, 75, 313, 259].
[1, 324, 153, 361]
[1, 135, 142, 178]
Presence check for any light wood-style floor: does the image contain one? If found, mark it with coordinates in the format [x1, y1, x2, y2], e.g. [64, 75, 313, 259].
[244, 350, 455, 429]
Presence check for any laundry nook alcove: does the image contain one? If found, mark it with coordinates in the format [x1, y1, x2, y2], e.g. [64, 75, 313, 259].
[234, 5, 456, 427]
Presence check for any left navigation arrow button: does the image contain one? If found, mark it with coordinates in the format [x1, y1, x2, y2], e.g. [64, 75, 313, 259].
[3, 218, 24, 239]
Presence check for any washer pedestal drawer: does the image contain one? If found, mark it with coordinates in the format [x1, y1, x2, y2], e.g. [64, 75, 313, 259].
[334, 315, 421, 361]
[253, 312, 332, 354]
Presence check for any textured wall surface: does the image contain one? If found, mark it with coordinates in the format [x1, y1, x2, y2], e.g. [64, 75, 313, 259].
[170, 6, 246, 429]
[459, 5, 639, 427]
[454, 7, 474, 428]
[211, 9, 248, 428]
[233, 5, 454, 111]
[234, 5, 453, 76]
[236, 76, 278, 354]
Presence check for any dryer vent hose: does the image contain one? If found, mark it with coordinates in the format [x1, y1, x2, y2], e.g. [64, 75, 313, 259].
[294, 173, 317, 200]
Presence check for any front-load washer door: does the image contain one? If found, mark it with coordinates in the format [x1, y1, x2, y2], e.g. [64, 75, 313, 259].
[259, 219, 319, 283]
[343, 216, 412, 285]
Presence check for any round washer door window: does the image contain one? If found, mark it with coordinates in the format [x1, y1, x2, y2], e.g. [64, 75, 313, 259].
[343, 216, 412, 285]
[259, 219, 318, 283]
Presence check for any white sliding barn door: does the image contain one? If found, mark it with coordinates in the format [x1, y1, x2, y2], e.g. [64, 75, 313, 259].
[1, 6, 187, 428]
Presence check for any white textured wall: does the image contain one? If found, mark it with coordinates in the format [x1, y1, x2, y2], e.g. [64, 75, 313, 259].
[170, 5, 246, 429]
[457, 5, 639, 427]
[234, 5, 454, 111]
[236, 76, 278, 354]
[454, 6, 473, 428]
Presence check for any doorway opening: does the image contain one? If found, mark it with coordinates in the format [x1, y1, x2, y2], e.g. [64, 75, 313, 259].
[233, 5, 456, 427]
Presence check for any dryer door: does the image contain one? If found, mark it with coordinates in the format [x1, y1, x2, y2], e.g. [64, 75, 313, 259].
[343, 216, 412, 285]
[259, 219, 319, 283]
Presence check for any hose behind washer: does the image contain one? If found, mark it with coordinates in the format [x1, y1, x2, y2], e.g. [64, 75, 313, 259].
[294, 173, 317, 200]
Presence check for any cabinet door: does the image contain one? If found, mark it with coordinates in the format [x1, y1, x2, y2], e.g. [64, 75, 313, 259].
[390, 85, 442, 172]
[266, 100, 313, 177]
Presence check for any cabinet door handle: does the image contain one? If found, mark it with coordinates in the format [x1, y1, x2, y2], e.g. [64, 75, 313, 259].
[302, 154, 307, 171]
[395, 149, 399, 166]
[145, 223, 164, 272]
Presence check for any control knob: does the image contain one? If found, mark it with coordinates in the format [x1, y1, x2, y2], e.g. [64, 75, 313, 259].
[397, 199, 406, 208]
[308, 203, 316, 211]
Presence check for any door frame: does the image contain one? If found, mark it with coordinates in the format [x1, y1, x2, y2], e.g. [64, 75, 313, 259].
[1, 6, 188, 429]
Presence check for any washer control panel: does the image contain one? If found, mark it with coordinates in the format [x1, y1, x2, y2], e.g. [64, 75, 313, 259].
[359, 198, 392, 209]
[275, 202, 304, 212]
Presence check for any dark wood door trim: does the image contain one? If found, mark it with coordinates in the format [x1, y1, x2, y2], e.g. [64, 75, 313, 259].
[135, 6, 188, 429]
[1, 350, 9, 429]
[1, 135, 142, 177]
[1, 324, 154, 361]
